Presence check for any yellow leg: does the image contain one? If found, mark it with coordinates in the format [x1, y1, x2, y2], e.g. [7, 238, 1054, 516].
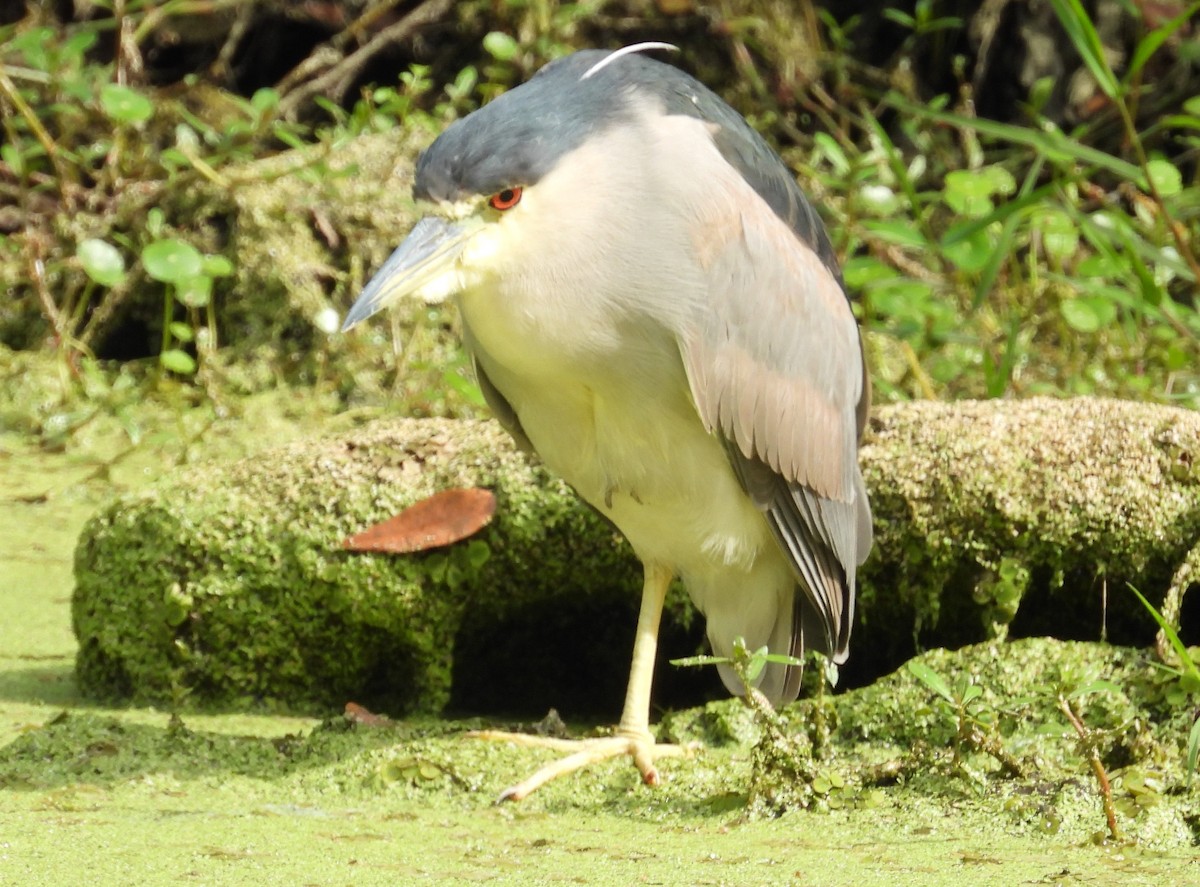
[468, 563, 691, 801]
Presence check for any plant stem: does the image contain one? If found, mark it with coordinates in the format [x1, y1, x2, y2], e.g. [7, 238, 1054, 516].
[1113, 98, 1200, 285]
[1057, 695, 1121, 842]
[0, 68, 77, 204]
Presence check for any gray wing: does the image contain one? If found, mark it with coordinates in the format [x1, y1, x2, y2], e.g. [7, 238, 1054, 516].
[676, 122, 872, 668]
[660, 75, 845, 284]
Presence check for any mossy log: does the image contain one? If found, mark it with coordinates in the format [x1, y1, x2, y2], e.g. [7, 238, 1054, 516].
[72, 397, 1200, 713]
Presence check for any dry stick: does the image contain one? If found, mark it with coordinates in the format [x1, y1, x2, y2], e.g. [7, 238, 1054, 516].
[277, 0, 456, 119]
[335, 0, 413, 49]
[26, 246, 67, 346]
[1057, 695, 1121, 842]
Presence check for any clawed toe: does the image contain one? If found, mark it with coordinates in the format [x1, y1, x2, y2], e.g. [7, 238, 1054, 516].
[467, 729, 691, 801]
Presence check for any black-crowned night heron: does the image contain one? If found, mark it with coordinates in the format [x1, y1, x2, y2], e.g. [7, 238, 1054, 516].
[343, 44, 872, 800]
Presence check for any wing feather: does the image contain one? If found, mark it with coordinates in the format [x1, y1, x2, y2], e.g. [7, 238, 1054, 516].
[675, 133, 872, 665]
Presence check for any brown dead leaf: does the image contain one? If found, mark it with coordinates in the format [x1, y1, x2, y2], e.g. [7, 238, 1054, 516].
[344, 701, 392, 727]
[342, 488, 497, 554]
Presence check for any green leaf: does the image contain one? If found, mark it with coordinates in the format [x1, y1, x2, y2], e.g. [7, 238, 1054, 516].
[881, 8, 915, 28]
[1034, 208, 1080, 263]
[442, 368, 486, 407]
[670, 654, 729, 668]
[482, 31, 519, 62]
[861, 220, 928, 249]
[1036, 721, 1075, 737]
[161, 584, 193, 628]
[250, 87, 280, 114]
[945, 167, 1012, 199]
[813, 132, 850, 176]
[147, 208, 166, 239]
[944, 168, 1011, 217]
[1145, 158, 1182, 197]
[941, 225, 992, 274]
[1067, 679, 1121, 698]
[942, 181, 1056, 248]
[870, 279, 935, 318]
[761, 652, 805, 667]
[979, 166, 1016, 196]
[0, 144, 22, 176]
[907, 661, 955, 704]
[77, 238, 126, 287]
[168, 321, 194, 343]
[465, 539, 490, 570]
[99, 83, 154, 125]
[1075, 253, 1121, 278]
[10, 27, 52, 68]
[201, 255, 234, 277]
[1059, 295, 1116, 333]
[175, 275, 212, 309]
[62, 29, 99, 62]
[142, 239, 203, 284]
[159, 348, 196, 374]
[843, 256, 899, 288]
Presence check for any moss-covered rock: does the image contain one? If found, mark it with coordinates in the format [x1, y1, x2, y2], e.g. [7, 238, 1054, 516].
[73, 397, 1200, 712]
[72, 418, 652, 714]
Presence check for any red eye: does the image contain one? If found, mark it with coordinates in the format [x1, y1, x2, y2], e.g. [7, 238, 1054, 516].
[489, 187, 523, 210]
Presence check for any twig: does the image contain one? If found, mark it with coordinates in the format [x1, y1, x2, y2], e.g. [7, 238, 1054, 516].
[277, 0, 455, 119]
[27, 245, 67, 346]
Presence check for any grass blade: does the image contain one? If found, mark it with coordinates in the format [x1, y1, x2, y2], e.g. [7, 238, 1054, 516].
[1048, 0, 1121, 100]
[883, 94, 1146, 187]
[1126, 1, 1200, 85]
[1128, 584, 1200, 682]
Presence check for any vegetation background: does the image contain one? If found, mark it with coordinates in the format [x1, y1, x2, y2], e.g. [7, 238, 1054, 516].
[1, 3, 1199, 877]
[2, 0, 1197, 430]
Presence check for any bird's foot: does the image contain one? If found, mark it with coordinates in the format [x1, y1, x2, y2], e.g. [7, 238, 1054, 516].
[466, 727, 693, 801]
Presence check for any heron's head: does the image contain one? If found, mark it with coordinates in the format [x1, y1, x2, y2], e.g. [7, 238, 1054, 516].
[340, 44, 690, 330]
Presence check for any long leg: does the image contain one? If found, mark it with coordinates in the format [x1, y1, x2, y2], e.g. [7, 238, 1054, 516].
[469, 563, 688, 801]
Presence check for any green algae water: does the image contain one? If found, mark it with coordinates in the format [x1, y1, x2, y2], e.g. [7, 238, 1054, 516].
[2, 388, 1197, 886]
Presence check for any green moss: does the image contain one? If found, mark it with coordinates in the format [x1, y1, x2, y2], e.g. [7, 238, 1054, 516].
[73, 397, 1200, 712]
[853, 397, 1200, 682]
[72, 418, 649, 713]
[671, 638, 1199, 842]
[6, 639, 1198, 857]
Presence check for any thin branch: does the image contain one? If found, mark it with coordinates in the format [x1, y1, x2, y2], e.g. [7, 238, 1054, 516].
[277, 0, 455, 119]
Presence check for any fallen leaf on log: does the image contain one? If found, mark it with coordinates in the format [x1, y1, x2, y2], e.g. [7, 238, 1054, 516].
[343, 488, 497, 553]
